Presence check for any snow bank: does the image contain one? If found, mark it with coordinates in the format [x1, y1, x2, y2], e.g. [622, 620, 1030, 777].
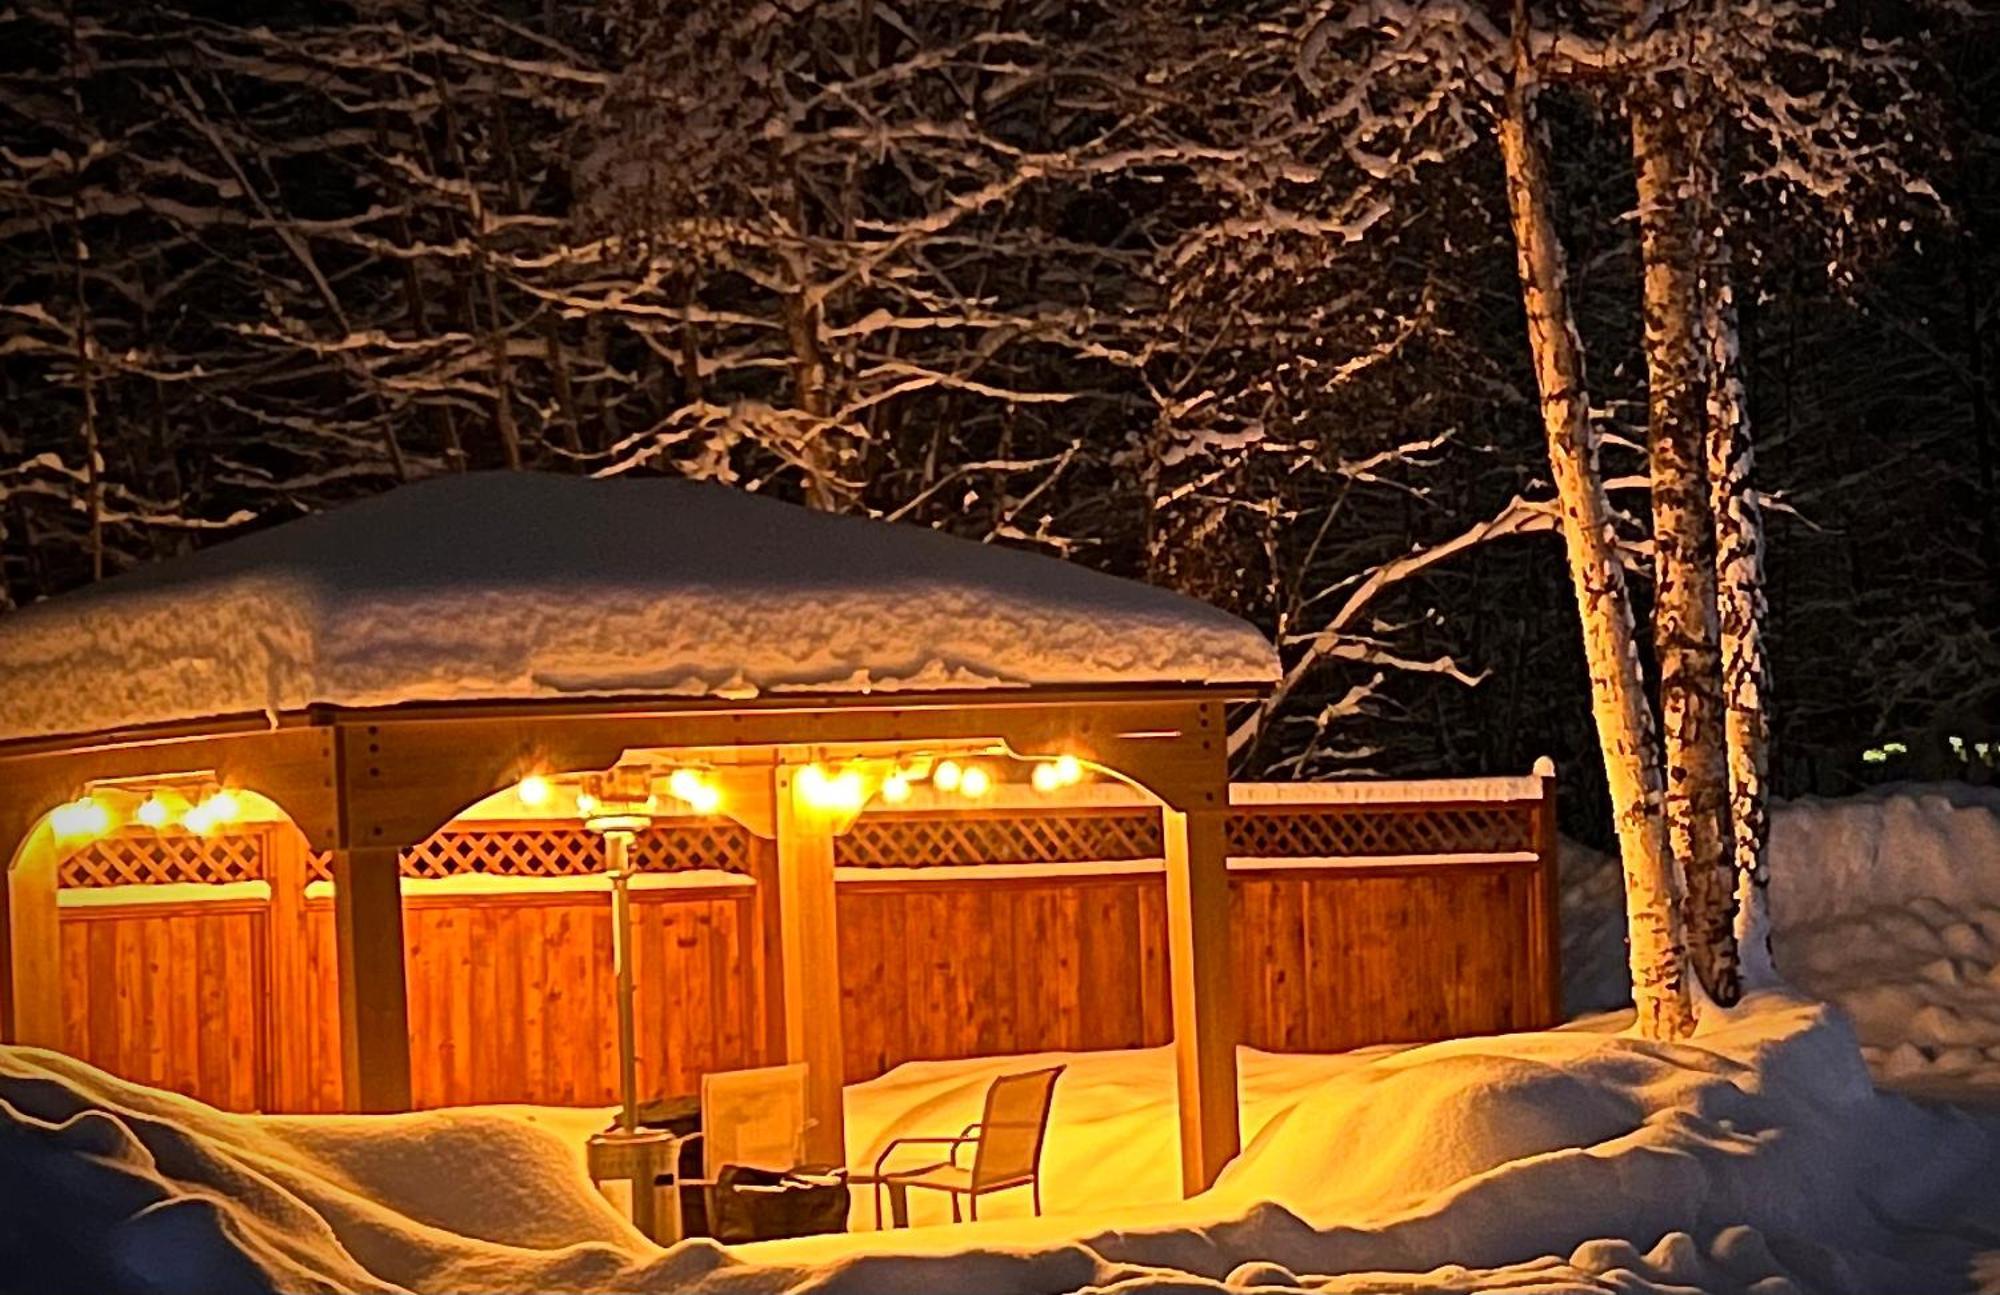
[1769, 783, 2000, 926]
[0, 473, 1277, 742]
[4, 995, 1990, 1295]
[1770, 786, 2000, 1099]
[1563, 784, 2000, 1099]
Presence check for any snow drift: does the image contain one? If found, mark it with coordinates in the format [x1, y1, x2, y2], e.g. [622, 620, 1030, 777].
[3, 995, 1990, 1295]
[0, 473, 1278, 742]
[1567, 784, 2000, 1100]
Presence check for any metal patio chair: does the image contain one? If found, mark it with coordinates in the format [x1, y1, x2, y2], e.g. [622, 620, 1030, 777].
[863, 1063, 1065, 1228]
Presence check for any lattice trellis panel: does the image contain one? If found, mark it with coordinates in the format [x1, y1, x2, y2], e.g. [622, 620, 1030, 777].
[60, 832, 266, 888]
[836, 812, 1162, 868]
[288, 804, 1535, 883]
[631, 822, 754, 873]
[400, 827, 605, 879]
[304, 821, 754, 884]
[1226, 805, 1535, 859]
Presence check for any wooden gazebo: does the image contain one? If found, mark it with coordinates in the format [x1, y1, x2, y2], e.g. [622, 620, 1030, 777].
[0, 474, 1278, 1192]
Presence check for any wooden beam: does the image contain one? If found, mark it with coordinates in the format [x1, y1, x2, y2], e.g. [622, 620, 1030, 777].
[0, 726, 341, 852]
[0, 681, 1266, 762]
[772, 767, 846, 1165]
[1162, 804, 1240, 1194]
[331, 696, 1226, 849]
[331, 846, 412, 1111]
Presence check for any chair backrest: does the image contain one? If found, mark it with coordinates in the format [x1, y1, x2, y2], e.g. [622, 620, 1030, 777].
[700, 1063, 808, 1176]
[970, 1064, 1064, 1191]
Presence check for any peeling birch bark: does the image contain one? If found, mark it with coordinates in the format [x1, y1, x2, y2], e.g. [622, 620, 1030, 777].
[1702, 241, 1776, 987]
[1632, 91, 1739, 1005]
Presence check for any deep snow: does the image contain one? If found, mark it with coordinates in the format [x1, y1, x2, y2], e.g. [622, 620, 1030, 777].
[7, 786, 2000, 1294]
[1567, 783, 2000, 1104]
[0, 473, 1278, 742]
[4, 997, 1996, 1294]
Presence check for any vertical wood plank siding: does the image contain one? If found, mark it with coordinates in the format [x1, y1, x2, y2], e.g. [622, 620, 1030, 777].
[53, 790, 1558, 1109]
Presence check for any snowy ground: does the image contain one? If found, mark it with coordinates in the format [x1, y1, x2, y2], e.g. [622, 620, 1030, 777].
[1566, 782, 2000, 1106]
[6, 785, 2000, 1294]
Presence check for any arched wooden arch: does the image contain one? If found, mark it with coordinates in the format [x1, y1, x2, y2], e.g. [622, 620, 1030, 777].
[0, 724, 338, 1048]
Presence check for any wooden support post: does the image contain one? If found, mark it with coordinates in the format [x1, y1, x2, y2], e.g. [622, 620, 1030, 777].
[1527, 759, 1563, 1026]
[331, 846, 412, 1112]
[1162, 804, 1240, 1195]
[264, 825, 313, 1111]
[744, 833, 789, 1065]
[3, 834, 60, 1048]
[773, 767, 846, 1166]
[0, 863, 12, 1044]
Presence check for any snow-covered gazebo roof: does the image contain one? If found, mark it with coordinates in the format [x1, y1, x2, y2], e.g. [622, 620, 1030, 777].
[0, 473, 1276, 743]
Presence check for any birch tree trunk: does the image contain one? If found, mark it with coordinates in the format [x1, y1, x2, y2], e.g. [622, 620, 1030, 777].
[1631, 91, 1739, 1004]
[1501, 10, 1694, 1040]
[1703, 240, 1777, 986]
[786, 288, 853, 514]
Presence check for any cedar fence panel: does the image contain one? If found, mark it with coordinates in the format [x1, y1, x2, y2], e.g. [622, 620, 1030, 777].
[837, 873, 1169, 1083]
[834, 858, 1549, 1083]
[59, 901, 269, 1111]
[389, 887, 763, 1109]
[45, 778, 1560, 1110]
[1230, 860, 1545, 1053]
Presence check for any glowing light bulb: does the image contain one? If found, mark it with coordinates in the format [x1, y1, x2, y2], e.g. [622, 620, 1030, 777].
[182, 790, 238, 836]
[1031, 762, 1064, 794]
[517, 774, 551, 807]
[958, 764, 992, 798]
[575, 791, 600, 816]
[880, 771, 912, 804]
[1053, 755, 1084, 785]
[798, 763, 864, 813]
[51, 796, 112, 840]
[668, 769, 723, 814]
[135, 796, 170, 829]
[932, 759, 962, 792]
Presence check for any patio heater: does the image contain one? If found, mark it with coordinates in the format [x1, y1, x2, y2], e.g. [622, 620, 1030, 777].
[579, 767, 676, 1238]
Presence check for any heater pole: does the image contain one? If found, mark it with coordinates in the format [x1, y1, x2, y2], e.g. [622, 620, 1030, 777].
[607, 828, 639, 1134]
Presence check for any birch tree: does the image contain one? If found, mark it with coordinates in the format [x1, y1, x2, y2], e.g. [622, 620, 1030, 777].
[1597, 0, 1949, 989]
[1627, 57, 1736, 1004]
[1501, 0, 1693, 1038]
[1701, 233, 1776, 985]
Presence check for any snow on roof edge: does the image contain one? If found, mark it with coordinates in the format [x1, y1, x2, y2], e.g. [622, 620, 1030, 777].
[0, 474, 1278, 744]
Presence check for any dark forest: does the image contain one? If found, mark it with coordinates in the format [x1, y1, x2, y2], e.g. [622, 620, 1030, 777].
[2, 1, 1994, 841]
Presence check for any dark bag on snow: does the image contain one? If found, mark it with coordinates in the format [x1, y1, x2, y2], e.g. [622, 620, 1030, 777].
[707, 1165, 848, 1244]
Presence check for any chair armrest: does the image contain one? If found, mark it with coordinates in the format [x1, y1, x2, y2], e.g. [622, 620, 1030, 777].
[871, 1133, 978, 1179]
[949, 1123, 983, 1169]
